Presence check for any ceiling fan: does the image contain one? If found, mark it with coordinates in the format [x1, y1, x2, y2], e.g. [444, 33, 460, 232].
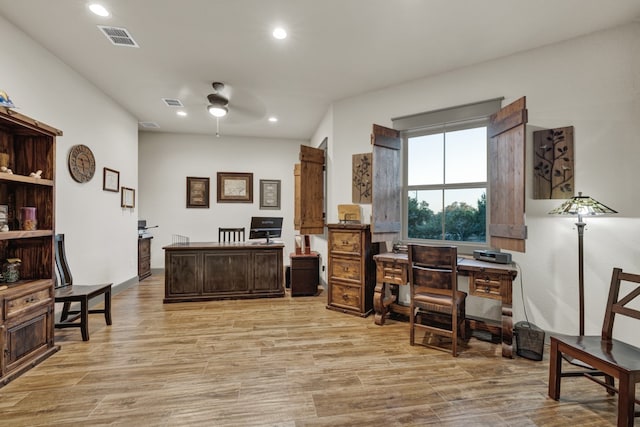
[206, 82, 229, 117]
[205, 81, 266, 123]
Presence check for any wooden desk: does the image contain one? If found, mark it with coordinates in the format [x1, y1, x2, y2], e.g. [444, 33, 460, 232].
[163, 242, 284, 303]
[373, 252, 517, 358]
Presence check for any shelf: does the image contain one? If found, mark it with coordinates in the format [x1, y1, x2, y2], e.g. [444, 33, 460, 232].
[0, 173, 53, 187]
[0, 230, 53, 241]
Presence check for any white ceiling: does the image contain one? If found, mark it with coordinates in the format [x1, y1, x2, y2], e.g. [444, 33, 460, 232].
[1, 0, 639, 140]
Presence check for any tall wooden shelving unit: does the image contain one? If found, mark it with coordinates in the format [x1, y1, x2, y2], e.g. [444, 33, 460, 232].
[0, 107, 60, 387]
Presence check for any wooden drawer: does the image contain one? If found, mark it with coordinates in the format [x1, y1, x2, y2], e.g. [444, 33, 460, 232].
[330, 257, 361, 282]
[139, 239, 151, 257]
[469, 272, 502, 300]
[329, 281, 361, 310]
[378, 262, 407, 285]
[4, 285, 52, 320]
[330, 231, 362, 255]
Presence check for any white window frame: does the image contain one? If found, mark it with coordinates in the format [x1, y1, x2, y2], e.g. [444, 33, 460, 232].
[392, 98, 503, 253]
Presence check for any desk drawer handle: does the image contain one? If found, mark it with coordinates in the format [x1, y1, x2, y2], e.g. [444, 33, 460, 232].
[484, 286, 491, 293]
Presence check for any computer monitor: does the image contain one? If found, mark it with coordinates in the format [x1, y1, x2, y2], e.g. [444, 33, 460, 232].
[249, 216, 283, 244]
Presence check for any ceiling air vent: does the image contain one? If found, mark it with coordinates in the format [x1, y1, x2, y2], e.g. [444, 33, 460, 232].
[139, 121, 160, 129]
[98, 25, 139, 47]
[162, 98, 184, 107]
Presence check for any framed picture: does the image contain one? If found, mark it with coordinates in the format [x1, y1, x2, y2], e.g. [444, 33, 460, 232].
[121, 187, 135, 208]
[259, 179, 281, 209]
[186, 176, 210, 208]
[217, 172, 253, 203]
[103, 167, 120, 192]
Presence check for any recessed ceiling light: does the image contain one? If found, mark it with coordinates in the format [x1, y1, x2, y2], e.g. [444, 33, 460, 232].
[272, 27, 287, 40]
[268, 117, 278, 123]
[176, 111, 187, 117]
[89, 3, 110, 17]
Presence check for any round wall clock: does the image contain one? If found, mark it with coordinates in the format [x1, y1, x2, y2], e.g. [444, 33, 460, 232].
[68, 144, 96, 183]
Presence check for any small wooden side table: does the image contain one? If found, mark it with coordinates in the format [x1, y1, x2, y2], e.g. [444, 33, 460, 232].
[289, 251, 320, 296]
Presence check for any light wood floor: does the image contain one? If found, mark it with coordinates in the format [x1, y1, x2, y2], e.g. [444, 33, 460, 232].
[0, 273, 625, 426]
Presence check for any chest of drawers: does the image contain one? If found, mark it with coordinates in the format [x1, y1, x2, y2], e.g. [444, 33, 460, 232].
[326, 224, 379, 316]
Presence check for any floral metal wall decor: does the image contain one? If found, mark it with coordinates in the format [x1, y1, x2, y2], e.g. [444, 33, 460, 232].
[352, 153, 372, 204]
[533, 126, 574, 199]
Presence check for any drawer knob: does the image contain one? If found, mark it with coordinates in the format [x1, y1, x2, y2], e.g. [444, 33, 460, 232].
[484, 286, 490, 293]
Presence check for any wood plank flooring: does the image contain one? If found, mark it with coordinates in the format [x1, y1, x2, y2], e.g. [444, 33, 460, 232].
[0, 273, 625, 426]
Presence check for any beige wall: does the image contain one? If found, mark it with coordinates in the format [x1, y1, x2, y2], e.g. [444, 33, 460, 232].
[138, 132, 304, 268]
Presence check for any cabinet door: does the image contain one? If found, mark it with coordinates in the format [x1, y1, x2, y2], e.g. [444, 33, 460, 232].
[4, 308, 51, 373]
[166, 252, 201, 296]
[253, 250, 283, 292]
[203, 252, 250, 293]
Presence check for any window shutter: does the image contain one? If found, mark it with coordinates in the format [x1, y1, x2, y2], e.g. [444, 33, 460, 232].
[371, 124, 401, 243]
[298, 145, 325, 235]
[488, 97, 527, 252]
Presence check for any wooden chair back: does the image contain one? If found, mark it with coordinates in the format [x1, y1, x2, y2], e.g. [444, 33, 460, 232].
[602, 268, 640, 341]
[409, 244, 458, 298]
[408, 244, 465, 356]
[54, 234, 73, 288]
[218, 227, 245, 242]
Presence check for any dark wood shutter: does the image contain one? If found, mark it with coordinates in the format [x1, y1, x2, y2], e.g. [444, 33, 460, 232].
[297, 145, 325, 235]
[488, 97, 527, 252]
[371, 124, 401, 243]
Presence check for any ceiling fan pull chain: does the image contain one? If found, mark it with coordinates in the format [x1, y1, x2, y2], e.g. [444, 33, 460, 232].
[216, 117, 221, 137]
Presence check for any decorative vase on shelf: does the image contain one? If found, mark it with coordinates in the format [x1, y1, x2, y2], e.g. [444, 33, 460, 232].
[19, 207, 37, 230]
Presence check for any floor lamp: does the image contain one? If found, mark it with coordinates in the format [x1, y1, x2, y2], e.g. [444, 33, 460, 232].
[549, 192, 617, 335]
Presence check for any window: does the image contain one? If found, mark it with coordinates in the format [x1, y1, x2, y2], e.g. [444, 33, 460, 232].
[405, 124, 487, 244]
[392, 98, 503, 249]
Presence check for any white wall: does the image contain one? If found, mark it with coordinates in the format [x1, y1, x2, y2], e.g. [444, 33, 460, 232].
[324, 23, 640, 345]
[0, 15, 139, 287]
[138, 132, 303, 268]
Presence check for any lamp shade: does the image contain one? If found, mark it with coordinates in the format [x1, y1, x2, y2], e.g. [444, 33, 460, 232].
[548, 192, 617, 218]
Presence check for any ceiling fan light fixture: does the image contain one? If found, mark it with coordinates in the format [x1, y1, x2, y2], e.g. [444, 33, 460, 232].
[273, 27, 287, 40]
[208, 104, 228, 117]
[88, 3, 110, 17]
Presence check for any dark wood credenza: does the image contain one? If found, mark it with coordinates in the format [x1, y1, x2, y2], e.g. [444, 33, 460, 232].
[163, 242, 284, 303]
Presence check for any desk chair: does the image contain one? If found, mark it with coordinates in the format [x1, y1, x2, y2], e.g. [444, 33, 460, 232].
[54, 234, 112, 341]
[408, 244, 467, 357]
[219, 227, 245, 242]
[548, 267, 640, 426]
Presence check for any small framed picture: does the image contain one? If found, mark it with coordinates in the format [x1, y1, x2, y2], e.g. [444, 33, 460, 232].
[121, 187, 135, 208]
[259, 179, 281, 210]
[217, 172, 253, 203]
[186, 176, 210, 208]
[103, 167, 120, 192]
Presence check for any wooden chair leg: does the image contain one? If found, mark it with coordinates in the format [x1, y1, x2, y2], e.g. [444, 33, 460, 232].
[605, 374, 616, 396]
[452, 315, 458, 357]
[80, 297, 89, 341]
[104, 289, 112, 325]
[548, 339, 562, 400]
[617, 374, 634, 427]
[61, 301, 71, 322]
[409, 311, 415, 346]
